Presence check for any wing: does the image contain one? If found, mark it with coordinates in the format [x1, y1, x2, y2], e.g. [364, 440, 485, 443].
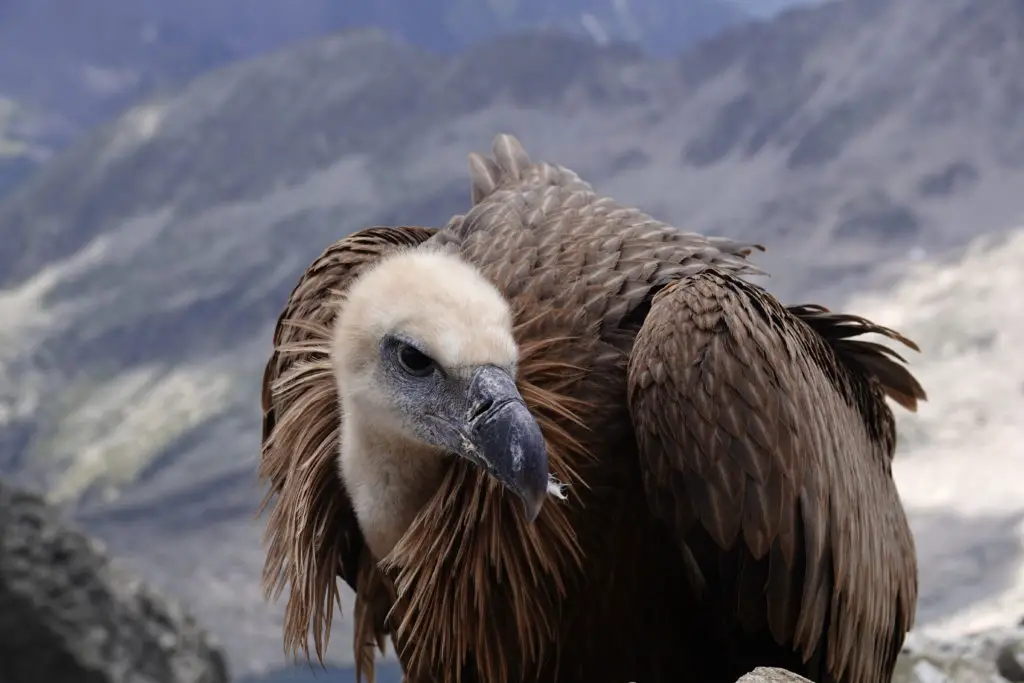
[626, 269, 922, 683]
[258, 225, 436, 668]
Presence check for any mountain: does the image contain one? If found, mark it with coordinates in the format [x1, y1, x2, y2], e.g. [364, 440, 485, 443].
[1, 0, 1023, 676]
[0, 476, 230, 683]
[733, 0, 821, 17]
[0, 96, 57, 196]
[0, 0, 752, 202]
[849, 228, 1024, 641]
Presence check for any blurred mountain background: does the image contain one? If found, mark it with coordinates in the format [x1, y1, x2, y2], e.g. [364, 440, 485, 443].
[1, 0, 1023, 681]
[0, 0, 757, 191]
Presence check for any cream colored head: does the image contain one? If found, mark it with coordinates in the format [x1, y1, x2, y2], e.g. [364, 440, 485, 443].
[331, 248, 551, 559]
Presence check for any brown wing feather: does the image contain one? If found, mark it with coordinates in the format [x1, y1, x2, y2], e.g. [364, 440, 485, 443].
[787, 304, 928, 414]
[258, 225, 436, 675]
[626, 270, 919, 683]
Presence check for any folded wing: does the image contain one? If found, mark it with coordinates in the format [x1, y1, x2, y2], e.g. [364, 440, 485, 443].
[626, 269, 922, 683]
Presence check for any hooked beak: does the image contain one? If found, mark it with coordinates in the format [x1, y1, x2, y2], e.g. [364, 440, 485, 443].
[458, 365, 549, 523]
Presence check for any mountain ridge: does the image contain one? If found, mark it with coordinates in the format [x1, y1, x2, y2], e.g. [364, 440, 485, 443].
[0, 0, 755, 203]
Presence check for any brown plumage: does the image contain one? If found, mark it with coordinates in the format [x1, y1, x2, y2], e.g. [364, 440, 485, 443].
[258, 134, 925, 683]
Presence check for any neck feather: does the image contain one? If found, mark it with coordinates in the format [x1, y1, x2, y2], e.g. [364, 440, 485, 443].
[338, 406, 445, 561]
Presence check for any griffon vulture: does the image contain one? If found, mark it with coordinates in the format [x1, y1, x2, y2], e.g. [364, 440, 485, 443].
[259, 134, 925, 683]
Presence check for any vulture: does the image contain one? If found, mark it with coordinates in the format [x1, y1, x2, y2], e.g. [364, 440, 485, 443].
[258, 134, 926, 683]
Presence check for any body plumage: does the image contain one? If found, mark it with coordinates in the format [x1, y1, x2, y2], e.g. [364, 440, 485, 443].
[259, 134, 924, 683]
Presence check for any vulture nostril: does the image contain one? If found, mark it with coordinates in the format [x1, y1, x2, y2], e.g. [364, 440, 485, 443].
[470, 399, 494, 422]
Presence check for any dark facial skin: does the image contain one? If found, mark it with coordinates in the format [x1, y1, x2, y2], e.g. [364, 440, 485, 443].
[377, 334, 550, 522]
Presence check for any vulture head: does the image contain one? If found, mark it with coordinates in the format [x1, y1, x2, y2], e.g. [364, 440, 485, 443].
[330, 248, 555, 559]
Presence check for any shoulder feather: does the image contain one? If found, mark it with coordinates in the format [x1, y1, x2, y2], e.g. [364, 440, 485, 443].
[787, 304, 927, 414]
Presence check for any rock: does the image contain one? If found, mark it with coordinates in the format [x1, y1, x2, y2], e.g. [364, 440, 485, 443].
[736, 668, 812, 682]
[733, 627, 1024, 683]
[0, 477, 230, 683]
[997, 639, 1024, 682]
[891, 627, 1024, 683]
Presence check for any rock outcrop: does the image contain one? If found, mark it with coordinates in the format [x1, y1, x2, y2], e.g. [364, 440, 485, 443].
[0, 476, 230, 683]
[732, 628, 1024, 683]
[737, 668, 812, 682]
[893, 627, 1024, 683]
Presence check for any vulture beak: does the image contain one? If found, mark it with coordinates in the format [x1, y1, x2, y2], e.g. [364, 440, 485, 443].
[460, 365, 549, 523]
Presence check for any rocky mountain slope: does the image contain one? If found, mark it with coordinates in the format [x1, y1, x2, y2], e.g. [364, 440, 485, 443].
[0, 96, 56, 197]
[735, 0, 819, 16]
[850, 228, 1024, 642]
[0, 0, 752, 202]
[1, 0, 1023, 675]
[847, 227, 1024, 681]
[0, 476, 229, 683]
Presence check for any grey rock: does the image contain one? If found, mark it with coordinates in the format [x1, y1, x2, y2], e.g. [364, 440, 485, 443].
[736, 667, 812, 682]
[891, 628, 1024, 683]
[0, 477, 229, 683]
[997, 639, 1024, 682]
[733, 626, 1024, 683]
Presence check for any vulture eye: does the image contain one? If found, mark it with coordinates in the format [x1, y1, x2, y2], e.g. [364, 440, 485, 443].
[397, 343, 436, 377]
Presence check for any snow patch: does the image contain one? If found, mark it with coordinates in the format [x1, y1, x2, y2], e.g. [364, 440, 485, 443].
[43, 360, 236, 504]
[849, 228, 1024, 637]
